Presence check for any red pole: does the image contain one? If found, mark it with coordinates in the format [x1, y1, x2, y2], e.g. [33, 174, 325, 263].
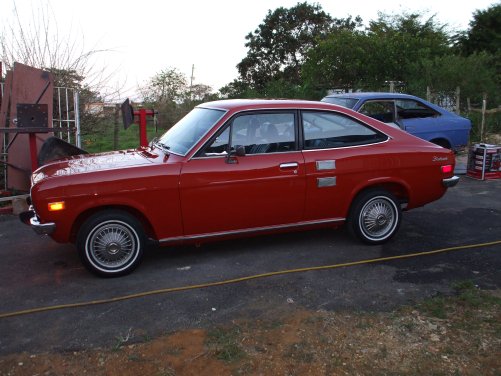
[139, 108, 148, 147]
[28, 133, 38, 171]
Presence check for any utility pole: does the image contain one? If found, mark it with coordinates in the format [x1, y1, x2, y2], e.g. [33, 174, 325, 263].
[190, 64, 195, 88]
[190, 64, 195, 101]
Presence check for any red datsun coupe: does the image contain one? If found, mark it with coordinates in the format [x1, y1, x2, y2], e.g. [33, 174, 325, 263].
[22, 99, 459, 277]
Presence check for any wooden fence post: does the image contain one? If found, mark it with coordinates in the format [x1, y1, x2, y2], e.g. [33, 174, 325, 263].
[426, 86, 431, 102]
[480, 94, 487, 143]
[455, 86, 460, 115]
[113, 104, 120, 150]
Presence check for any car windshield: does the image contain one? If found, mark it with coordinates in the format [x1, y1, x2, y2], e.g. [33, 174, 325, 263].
[321, 97, 359, 109]
[157, 107, 225, 156]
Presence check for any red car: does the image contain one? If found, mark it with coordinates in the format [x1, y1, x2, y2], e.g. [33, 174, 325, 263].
[22, 99, 459, 277]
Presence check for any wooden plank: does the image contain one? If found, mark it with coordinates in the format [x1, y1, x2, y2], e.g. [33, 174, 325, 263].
[0, 194, 29, 203]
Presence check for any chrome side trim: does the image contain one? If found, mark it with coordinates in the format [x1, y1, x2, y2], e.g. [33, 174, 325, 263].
[192, 150, 301, 160]
[302, 138, 390, 152]
[442, 176, 460, 188]
[159, 217, 345, 244]
[316, 160, 336, 170]
[317, 177, 337, 188]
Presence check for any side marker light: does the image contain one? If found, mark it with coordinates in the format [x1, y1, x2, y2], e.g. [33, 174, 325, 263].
[48, 201, 65, 211]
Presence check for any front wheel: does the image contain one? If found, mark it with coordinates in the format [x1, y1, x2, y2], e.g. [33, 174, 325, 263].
[348, 189, 402, 244]
[76, 210, 145, 277]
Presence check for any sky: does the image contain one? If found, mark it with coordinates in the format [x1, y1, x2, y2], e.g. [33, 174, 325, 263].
[1, 0, 498, 100]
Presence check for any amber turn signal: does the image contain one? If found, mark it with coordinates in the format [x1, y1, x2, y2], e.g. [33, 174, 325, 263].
[48, 201, 65, 211]
[441, 165, 453, 174]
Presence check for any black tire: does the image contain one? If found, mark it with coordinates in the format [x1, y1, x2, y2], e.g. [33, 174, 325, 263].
[431, 139, 451, 149]
[76, 210, 145, 277]
[348, 189, 402, 244]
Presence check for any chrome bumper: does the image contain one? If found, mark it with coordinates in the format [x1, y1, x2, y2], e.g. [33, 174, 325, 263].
[19, 207, 56, 235]
[443, 176, 460, 188]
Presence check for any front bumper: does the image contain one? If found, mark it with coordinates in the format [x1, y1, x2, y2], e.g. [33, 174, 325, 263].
[19, 207, 56, 236]
[442, 176, 460, 188]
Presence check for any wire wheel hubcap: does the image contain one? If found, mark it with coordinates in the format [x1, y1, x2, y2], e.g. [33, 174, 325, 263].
[360, 197, 397, 240]
[87, 221, 138, 269]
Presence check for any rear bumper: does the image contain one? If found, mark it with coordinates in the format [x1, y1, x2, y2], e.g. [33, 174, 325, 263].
[442, 176, 460, 188]
[19, 207, 56, 236]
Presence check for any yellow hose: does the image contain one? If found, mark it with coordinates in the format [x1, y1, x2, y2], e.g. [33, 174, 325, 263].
[1, 239, 500, 319]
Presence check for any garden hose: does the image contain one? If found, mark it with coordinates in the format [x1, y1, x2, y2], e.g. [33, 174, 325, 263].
[0, 239, 500, 319]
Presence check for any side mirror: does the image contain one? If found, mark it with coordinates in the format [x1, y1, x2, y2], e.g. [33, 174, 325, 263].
[234, 145, 246, 157]
[226, 145, 245, 164]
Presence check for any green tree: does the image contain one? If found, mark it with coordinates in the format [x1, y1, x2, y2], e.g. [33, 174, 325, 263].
[459, 4, 501, 56]
[141, 68, 217, 129]
[236, 2, 360, 94]
[457, 3, 500, 106]
[366, 12, 450, 84]
[302, 30, 371, 96]
[303, 12, 451, 96]
[141, 67, 188, 104]
[407, 53, 498, 103]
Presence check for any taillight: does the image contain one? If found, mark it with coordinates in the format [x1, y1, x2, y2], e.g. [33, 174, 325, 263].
[441, 165, 453, 174]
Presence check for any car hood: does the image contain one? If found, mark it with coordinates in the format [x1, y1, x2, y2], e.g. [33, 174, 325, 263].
[32, 149, 159, 184]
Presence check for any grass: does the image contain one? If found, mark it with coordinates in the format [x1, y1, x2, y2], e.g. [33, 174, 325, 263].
[206, 326, 246, 363]
[466, 111, 501, 143]
[418, 280, 501, 322]
[81, 121, 163, 154]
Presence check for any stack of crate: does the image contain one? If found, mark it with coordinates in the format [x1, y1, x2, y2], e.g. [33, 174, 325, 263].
[466, 143, 501, 180]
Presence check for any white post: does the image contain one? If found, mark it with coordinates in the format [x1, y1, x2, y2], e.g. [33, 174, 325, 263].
[74, 90, 81, 148]
[480, 94, 487, 143]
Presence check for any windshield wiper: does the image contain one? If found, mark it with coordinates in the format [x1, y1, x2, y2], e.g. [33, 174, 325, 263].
[154, 140, 171, 154]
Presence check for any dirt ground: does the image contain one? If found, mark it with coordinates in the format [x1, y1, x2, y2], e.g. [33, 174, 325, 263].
[1, 285, 499, 376]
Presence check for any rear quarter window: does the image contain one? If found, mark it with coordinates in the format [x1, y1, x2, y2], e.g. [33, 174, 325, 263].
[302, 111, 388, 149]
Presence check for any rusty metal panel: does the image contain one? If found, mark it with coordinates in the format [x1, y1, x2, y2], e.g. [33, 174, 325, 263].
[7, 63, 54, 191]
[16, 104, 49, 128]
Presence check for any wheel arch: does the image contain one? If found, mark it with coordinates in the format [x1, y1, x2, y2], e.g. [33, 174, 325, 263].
[430, 137, 452, 149]
[348, 181, 410, 216]
[70, 205, 156, 243]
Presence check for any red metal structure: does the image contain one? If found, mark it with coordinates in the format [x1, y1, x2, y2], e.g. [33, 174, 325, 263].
[121, 99, 156, 148]
[135, 108, 155, 147]
[0, 63, 55, 191]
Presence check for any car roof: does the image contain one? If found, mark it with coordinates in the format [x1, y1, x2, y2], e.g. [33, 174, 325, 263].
[199, 98, 339, 111]
[323, 92, 419, 100]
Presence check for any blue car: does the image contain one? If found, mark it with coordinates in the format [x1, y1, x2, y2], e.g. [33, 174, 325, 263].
[321, 92, 471, 151]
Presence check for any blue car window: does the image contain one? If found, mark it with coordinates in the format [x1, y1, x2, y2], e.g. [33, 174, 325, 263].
[359, 101, 396, 123]
[395, 99, 439, 119]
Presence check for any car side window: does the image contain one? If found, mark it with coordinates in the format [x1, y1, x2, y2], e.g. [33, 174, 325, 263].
[203, 127, 230, 156]
[203, 112, 295, 156]
[359, 101, 396, 123]
[302, 111, 387, 149]
[395, 99, 439, 119]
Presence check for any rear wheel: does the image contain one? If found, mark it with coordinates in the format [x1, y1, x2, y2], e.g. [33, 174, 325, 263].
[76, 210, 145, 277]
[431, 139, 451, 149]
[348, 189, 401, 244]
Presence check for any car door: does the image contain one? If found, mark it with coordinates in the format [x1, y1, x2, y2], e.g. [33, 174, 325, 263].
[357, 100, 402, 129]
[394, 98, 440, 139]
[300, 110, 390, 221]
[179, 111, 306, 236]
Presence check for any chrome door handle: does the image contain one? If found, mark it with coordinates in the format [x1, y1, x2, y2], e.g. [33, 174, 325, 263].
[280, 162, 298, 169]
